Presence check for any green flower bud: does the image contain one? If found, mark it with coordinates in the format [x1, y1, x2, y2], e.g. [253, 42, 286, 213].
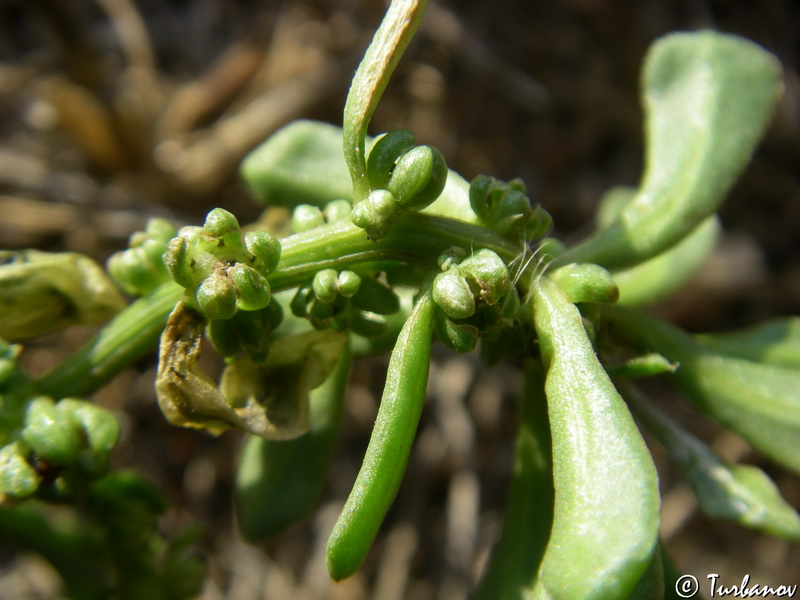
[351, 189, 397, 239]
[525, 206, 554, 241]
[57, 399, 119, 478]
[313, 269, 340, 304]
[549, 263, 619, 305]
[386, 145, 448, 211]
[245, 231, 281, 276]
[107, 218, 177, 296]
[366, 129, 417, 190]
[238, 302, 283, 361]
[292, 204, 325, 233]
[290, 286, 313, 318]
[349, 311, 388, 338]
[500, 285, 521, 321]
[490, 188, 530, 235]
[164, 236, 195, 288]
[433, 269, 476, 319]
[468, 174, 495, 222]
[196, 271, 237, 321]
[337, 271, 362, 298]
[469, 175, 548, 241]
[230, 263, 271, 311]
[22, 397, 82, 466]
[208, 303, 282, 362]
[0, 441, 39, 498]
[458, 249, 511, 307]
[57, 399, 119, 455]
[324, 199, 352, 223]
[110, 247, 172, 297]
[433, 309, 479, 353]
[145, 217, 178, 241]
[437, 246, 467, 271]
[308, 298, 336, 326]
[351, 276, 400, 315]
[204, 207, 240, 239]
[207, 318, 242, 358]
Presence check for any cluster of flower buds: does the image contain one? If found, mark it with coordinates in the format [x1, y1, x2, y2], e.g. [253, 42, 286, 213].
[107, 218, 178, 296]
[291, 269, 400, 338]
[0, 340, 119, 503]
[351, 130, 448, 239]
[0, 250, 126, 341]
[469, 175, 552, 242]
[164, 208, 281, 322]
[430, 248, 520, 353]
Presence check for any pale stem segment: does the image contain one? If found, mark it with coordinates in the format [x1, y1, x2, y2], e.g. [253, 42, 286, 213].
[342, 0, 430, 202]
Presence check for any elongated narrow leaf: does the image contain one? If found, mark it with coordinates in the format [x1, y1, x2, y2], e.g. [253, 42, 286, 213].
[532, 277, 660, 600]
[624, 383, 800, 541]
[557, 31, 782, 270]
[326, 290, 435, 580]
[608, 306, 800, 475]
[695, 317, 800, 369]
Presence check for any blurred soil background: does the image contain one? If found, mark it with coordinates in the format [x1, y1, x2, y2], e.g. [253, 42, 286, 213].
[0, 0, 799, 598]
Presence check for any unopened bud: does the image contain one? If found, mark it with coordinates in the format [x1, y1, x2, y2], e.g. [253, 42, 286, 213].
[230, 263, 271, 311]
[432, 269, 476, 319]
[196, 271, 237, 320]
[387, 145, 448, 211]
[366, 129, 417, 190]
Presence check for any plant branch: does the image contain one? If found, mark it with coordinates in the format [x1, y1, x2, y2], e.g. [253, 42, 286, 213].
[343, 0, 430, 202]
[34, 212, 523, 398]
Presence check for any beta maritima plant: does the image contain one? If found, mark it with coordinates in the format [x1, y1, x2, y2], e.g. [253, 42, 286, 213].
[0, 0, 798, 598]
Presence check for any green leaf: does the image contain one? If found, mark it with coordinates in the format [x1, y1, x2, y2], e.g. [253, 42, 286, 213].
[531, 277, 660, 600]
[695, 317, 800, 369]
[236, 342, 352, 540]
[240, 120, 479, 222]
[471, 360, 553, 600]
[626, 544, 665, 600]
[326, 288, 435, 580]
[613, 216, 720, 307]
[557, 31, 782, 270]
[597, 185, 722, 306]
[623, 383, 800, 541]
[241, 120, 355, 208]
[608, 306, 800, 476]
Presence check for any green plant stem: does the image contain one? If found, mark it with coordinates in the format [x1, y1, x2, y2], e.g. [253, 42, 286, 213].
[34, 213, 523, 399]
[273, 212, 521, 290]
[35, 282, 184, 398]
[343, 0, 429, 202]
